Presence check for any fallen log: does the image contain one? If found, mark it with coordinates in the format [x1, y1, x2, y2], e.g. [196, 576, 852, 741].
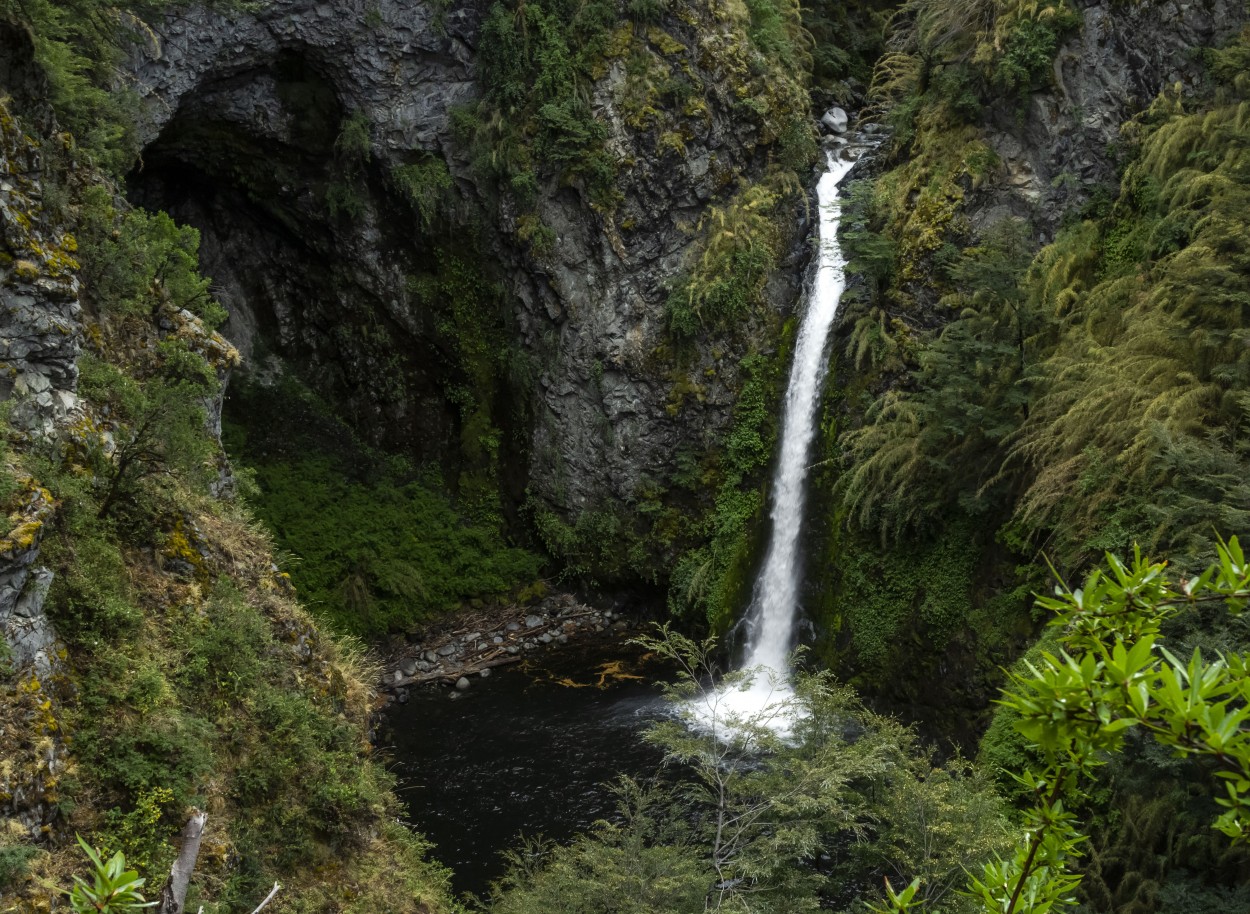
[385, 654, 522, 690]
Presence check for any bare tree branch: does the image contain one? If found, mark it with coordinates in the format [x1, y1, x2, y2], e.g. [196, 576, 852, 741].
[157, 810, 208, 914]
[251, 882, 282, 914]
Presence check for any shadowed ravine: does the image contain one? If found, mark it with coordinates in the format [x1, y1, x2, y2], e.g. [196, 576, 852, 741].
[387, 149, 863, 896]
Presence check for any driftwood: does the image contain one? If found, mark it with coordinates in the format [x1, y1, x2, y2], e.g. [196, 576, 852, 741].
[157, 810, 208, 914]
[387, 654, 522, 689]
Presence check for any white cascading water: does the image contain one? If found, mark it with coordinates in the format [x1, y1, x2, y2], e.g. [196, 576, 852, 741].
[690, 148, 859, 736]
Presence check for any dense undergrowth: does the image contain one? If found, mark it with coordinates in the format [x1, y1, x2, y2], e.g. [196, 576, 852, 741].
[826, 18, 1250, 624]
[223, 374, 542, 639]
[815, 5, 1250, 906]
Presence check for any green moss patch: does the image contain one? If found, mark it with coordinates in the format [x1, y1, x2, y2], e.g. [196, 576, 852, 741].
[224, 374, 542, 639]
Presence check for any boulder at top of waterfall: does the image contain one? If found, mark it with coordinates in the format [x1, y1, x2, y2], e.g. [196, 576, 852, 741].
[821, 107, 848, 134]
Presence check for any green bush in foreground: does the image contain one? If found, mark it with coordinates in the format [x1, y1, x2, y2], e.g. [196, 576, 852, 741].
[875, 538, 1250, 913]
[69, 837, 153, 914]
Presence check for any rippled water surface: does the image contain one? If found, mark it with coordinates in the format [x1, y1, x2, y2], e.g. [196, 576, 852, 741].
[381, 638, 670, 897]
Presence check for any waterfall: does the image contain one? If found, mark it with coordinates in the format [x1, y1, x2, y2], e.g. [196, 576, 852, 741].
[740, 149, 858, 677]
[690, 148, 859, 735]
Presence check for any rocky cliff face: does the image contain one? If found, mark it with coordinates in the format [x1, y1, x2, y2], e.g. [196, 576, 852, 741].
[123, 0, 813, 531]
[0, 61, 80, 839]
[972, 0, 1246, 237]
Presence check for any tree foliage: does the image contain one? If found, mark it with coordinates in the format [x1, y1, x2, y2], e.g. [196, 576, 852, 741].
[874, 537, 1250, 914]
[840, 27, 1250, 576]
[490, 627, 1012, 914]
[841, 218, 1039, 540]
[0, 0, 218, 172]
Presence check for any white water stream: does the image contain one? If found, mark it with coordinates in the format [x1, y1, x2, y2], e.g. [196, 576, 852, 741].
[691, 148, 859, 735]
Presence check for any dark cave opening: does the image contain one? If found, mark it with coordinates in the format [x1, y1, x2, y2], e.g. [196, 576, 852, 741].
[125, 44, 533, 486]
[123, 50, 543, 636]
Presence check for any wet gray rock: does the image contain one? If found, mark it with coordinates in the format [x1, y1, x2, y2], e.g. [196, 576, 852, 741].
[525, 615, 543, 629]
[437, 643, 457, 657]
[0, 478, 67, 838]
[820, 107, 848, 134]
[0, 488, 58, 681]
[455, 676, 471, 691]
[0, 97, 82, 438]
[975, 0, 1247, 232]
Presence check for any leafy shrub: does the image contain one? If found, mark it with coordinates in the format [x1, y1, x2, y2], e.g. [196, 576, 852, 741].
[334, 110, 372, 162]
[743, 0, 809, 77]
[76, 187, 226, 327]
[392, 157, 454, 228]
[666, 176, 800, 337]
[77, 344, 219, 523]
[626, 0, 667, 23]
[472, 0, 619, 208]
[99, 787, 177, 879]
[667, 350, 784, 627]
[69, 837, 152, 914]
[0, 0, 156, 172]
[840, 219, 1037, 540]
[802, 0, 890, 98]
[879, 539, 1250, 913]
[325, 180, 369, 220]
[0, 845, 41, 892]
[994, 8, 1081, 99]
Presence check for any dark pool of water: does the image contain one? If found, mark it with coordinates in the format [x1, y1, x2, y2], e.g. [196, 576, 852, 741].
[379, 637, 671, 898]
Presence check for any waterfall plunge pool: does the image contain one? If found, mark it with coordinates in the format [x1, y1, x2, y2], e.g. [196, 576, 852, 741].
[381, 636, 672, 898]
